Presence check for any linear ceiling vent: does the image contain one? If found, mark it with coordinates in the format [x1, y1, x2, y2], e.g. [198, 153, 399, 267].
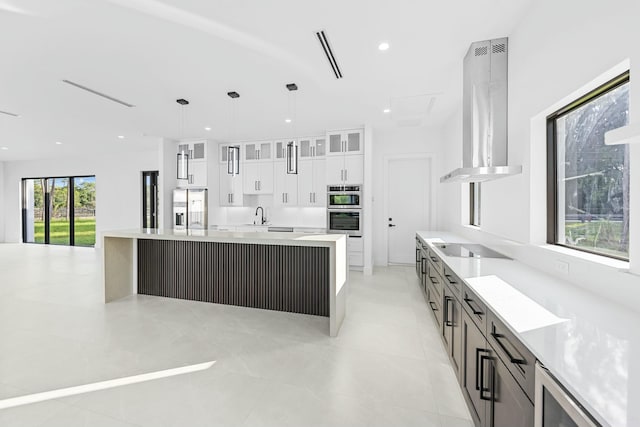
[316, 30, 343, 79]
[62, 80, 135, 107]
[0, 110, 20, 117]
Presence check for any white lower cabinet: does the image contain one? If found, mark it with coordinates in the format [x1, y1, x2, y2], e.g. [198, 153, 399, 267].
[219, 168, 243, 206]
[274, 161, 299, 206]
[298, 159, 326, 207]
[243, 162, 274, 195]
[348, 236, 364, 267]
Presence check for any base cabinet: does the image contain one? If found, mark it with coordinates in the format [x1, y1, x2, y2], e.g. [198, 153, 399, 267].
[461, 285, 534, 427]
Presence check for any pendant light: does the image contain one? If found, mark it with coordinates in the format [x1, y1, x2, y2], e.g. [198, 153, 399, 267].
[227, 91, 240, 176]
[286, 83, 298, 174]
[176, 98, 189, 180]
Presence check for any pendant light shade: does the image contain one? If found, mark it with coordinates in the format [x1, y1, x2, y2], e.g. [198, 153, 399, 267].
[286, 141, 298, 174]
[176, 98, 190, 179]
[177, 150, 189, 180]
[228, 146, 240, 175]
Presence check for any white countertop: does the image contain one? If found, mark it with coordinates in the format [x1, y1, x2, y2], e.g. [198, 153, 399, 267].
[102, 228, 344, 247]
[417, 231, 640, 427]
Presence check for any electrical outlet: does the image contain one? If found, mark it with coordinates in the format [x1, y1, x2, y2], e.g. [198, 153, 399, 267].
[554, 260, 570, 276]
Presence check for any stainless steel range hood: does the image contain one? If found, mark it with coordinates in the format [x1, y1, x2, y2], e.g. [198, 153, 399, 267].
[441, 38, 522, 183]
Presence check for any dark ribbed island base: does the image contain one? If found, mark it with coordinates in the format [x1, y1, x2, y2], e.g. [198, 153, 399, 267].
[137, 239, 330, 317]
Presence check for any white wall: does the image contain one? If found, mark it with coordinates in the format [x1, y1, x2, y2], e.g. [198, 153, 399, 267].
[3, 150, 158, 246]
[0, 161, 5, 242]
[439, 0, 640, 310]
[372, 125, 445, 266]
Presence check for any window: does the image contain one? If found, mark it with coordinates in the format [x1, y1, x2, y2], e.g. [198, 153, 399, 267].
[547, 72, 630, 260]
[22, 176, 96, 247]
[470, 182, 481, 226]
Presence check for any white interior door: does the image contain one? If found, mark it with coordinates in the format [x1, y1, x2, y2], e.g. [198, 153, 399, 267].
[387, 157, 431, 264]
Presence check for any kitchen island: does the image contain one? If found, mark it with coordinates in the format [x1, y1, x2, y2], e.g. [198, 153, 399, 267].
[102, 229, 347, 336]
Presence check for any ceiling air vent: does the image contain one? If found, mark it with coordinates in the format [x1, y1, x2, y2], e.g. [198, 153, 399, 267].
[316, 30, 343, 79]
[492, 43, 506, 54]
[0, 110, 20, 117]
[62, 80, 135, 107]
[475, 46, 488, 56]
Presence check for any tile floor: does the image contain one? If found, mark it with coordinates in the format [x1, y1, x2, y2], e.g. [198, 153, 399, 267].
[0, 243, 472, 426]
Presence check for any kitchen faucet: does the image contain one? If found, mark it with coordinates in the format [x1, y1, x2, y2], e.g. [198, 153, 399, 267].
[255, 206, 267, 225]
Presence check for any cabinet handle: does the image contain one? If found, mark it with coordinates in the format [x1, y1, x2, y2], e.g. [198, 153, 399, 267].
[444, 296, 453, 327]
[491, 331, 526, 365]
[421, 258, 427, 274]
[464, 297, 483, 316]
[231, 193, 234, 203]
[444, 274, 457, 284]
[430, 256, 438, 262]
[429, 301, 438, 312]
[258, 181, 261, 191]
[479, 355, 493, 401]
[285, 193, 288, 203]
[345, 169, 347, 181]
[475, 348, 489, 392]
[429, 276, 438, 285]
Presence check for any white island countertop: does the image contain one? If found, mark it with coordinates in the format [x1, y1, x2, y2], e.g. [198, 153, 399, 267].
[102, 228, 343, 247]
[417, 231, 640, 427]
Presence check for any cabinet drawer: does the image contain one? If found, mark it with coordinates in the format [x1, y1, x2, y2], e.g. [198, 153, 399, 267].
[349, 252, 364, 267]
[427, 248, 443, 276]
[426, 266, 443, 303]
[488, 312, 535, 403]
[442, 265, 462, 299]
[348, 236, 364, 252]
[428, 283, 443, 328]
[462, 283, 487, 334]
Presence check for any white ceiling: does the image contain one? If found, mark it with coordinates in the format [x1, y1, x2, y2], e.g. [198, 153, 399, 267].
[0, 0, 534, 161]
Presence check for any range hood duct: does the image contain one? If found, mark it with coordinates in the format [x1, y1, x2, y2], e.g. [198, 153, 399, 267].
[440, 38, 522, 183]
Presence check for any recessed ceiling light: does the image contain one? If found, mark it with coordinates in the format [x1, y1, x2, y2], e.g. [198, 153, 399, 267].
[55, 141, 63, 145]
[1, 147, 8, 150]
[204, 127, 211, 131]
[118, 135, 125, 139]
[383, 108, 391, 113]
[378, 42, 390, 51]
[285, 119, 292, 123]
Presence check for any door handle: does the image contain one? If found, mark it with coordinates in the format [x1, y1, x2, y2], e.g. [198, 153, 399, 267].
[491, 332, 526, 365]
[475, 348, 489, 392]
[345, 169, 347, 181]
[444, 296, 454, 326]
[479, 355, 493, 401]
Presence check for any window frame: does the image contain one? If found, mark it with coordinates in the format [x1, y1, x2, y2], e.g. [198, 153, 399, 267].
[546, 71, 630, 261]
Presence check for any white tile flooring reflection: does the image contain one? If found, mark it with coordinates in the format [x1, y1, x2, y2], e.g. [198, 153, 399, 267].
[0, 244, 472, 427]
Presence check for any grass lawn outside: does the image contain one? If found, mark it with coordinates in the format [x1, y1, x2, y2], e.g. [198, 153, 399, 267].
[33, 217, 96, 246]
[565, 220, 627, 258]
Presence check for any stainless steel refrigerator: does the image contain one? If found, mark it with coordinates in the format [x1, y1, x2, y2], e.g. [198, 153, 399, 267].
[173, 188, 208, 230]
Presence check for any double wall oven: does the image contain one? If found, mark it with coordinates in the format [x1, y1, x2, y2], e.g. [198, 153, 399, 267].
[327, 185, 362, 237]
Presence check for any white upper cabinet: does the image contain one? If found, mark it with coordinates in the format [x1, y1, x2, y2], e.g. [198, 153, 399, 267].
[299, 136, 326, 159]
[178, 140, 208, 161]
[326, 154, 363, 185]
[243, 162, 274, 194]
[219, 144, 241, 164]
[298, 159, 326, 207]
[326, 129, 363, 156]
[219, 167, 243, 206]
[274, 161, 299, 206]
[244, 141, 273, 162]
[177, 141, 208, 188]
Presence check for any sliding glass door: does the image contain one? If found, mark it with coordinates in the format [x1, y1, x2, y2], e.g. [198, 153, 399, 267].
[22, 176, 96, 247]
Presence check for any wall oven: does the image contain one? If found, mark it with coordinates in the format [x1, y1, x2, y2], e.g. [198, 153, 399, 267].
[327, 185, 362, 209]
[535, 362, 601, 427]
[327, 209, 362, 237]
